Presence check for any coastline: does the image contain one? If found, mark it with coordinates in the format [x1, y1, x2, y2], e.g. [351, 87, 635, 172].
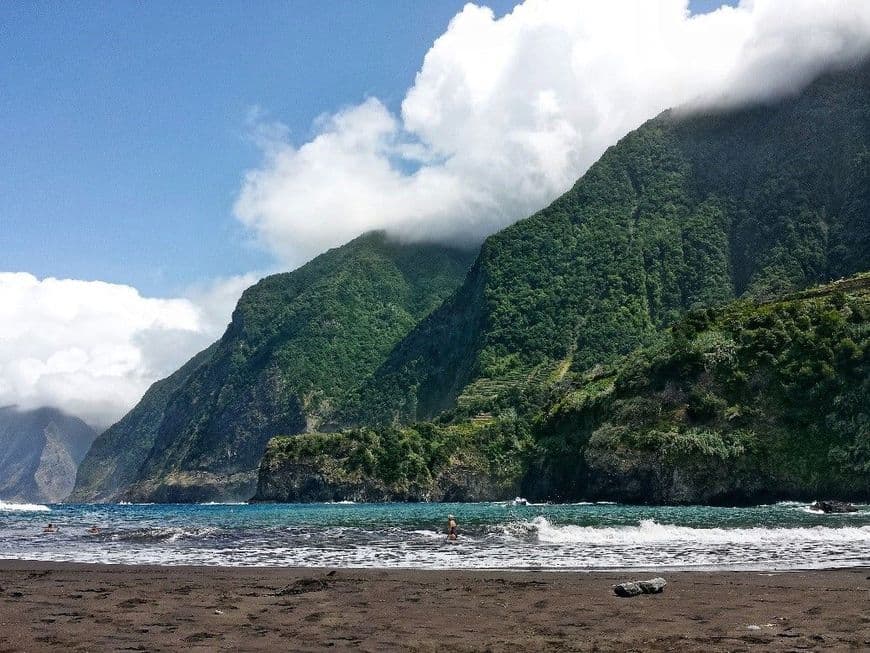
[1, 561, 867, 651]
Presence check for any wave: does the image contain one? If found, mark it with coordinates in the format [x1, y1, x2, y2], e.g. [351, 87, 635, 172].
[110, 526, 220, 543]
[512, 516, 870, 545]
[0, 500, 50, 512]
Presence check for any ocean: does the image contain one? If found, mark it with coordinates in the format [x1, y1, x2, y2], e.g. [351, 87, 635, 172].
[1, 500, 868, 570]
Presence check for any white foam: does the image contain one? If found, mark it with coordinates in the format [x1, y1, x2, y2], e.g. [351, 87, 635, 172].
[528, 516, 870, 546]
[0, 500, 50, 512]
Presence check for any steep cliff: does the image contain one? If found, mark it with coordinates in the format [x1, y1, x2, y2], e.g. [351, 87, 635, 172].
[72, 232, 476, 502]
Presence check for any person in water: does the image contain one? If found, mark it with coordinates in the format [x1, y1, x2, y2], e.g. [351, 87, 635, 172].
[447, 515, 457, 541]
[42, 523, 57, 533]
[88, 525, 101, 535]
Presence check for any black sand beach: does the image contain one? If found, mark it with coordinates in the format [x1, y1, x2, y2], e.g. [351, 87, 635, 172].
[0, 561, 868, 651]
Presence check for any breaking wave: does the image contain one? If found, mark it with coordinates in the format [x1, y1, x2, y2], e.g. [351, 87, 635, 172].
[0, 500, 50, 512]
[522, 516, 870, 546]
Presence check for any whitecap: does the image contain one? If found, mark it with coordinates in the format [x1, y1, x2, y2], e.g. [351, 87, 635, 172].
[0, 500, 50, 512]
[526, 516, 870, 546]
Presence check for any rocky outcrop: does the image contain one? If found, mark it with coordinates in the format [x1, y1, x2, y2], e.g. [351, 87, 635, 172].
[0, 406, 97, 503]
[811, 501, 859, 513]
[253, 457, 518, 503]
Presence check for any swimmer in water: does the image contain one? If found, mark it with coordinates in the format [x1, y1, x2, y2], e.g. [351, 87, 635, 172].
[447, 514, 457, 541]
[43, 523, 57, 533]
[88, 525, 101, 535]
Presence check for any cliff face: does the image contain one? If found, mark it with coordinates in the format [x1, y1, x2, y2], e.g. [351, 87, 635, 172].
[254, 427, 521, 503]
[70, 345, 216, 502]
[72, 232, 477, 503]
[0, 406, 96, 503]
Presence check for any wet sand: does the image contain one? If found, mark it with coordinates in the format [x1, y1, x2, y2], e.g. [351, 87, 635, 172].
[0, 561, 867, 651]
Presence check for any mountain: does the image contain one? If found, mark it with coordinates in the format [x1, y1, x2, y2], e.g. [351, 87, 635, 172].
[345, 63, 870, 427]
[70, 345, 217, 502]
[255, 63, 870, 505]
[0, 406, 97, 503]
[255, 272, 869, 504]
[71, 232, 477, 502]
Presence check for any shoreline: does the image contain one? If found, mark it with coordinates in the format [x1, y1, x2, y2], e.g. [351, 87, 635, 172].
[1, 557, 867, 574]
[1, 561, 867, 651]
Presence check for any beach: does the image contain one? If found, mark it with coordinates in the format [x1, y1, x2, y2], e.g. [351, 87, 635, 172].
[0, 561, 867, 651]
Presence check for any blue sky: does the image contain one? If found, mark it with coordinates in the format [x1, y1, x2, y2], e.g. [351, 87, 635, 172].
[2, 0, 731, 296]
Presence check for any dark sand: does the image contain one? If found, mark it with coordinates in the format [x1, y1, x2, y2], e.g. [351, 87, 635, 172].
[0, 561, 868, 651]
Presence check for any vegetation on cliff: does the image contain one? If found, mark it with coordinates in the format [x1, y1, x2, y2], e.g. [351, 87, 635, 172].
[80, 63, 870, 505]
[527, 273, 870, 503]
[72, 232, 477, 502]
[257, 274, 869, 504]
[346, 63, 870, 427]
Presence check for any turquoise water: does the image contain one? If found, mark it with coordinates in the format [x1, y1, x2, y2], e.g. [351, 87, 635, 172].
[1, 500, 868, 570]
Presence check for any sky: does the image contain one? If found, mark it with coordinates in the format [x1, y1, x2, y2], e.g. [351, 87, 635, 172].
[4, 0, 870, 427]
[1, 1, 517, 296]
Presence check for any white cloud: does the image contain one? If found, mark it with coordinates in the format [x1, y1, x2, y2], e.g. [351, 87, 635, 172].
[0, 272, 256, 428]
[235, 0, 870, 265]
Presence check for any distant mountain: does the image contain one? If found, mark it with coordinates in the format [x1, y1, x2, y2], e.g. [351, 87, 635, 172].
[0, 406, 96, 503]
[345, 63, 870, 427]
[71, 232, 477, 502]
[255, 273, 869, 504]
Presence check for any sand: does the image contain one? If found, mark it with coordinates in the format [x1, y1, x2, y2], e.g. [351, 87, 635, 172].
[0, 561, 868, 651]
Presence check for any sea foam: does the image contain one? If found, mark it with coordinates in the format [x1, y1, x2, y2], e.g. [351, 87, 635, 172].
[0, 500, 50, 512]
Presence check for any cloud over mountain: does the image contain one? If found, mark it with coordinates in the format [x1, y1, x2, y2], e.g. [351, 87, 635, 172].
[0, 272, 255, 427]
[235, 0, 870, 266]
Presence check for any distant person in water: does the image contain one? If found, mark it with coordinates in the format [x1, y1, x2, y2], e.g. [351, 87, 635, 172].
[88, 525, 101, 535]
[42, 523, 57, 533]
[447, 515, 457, 541]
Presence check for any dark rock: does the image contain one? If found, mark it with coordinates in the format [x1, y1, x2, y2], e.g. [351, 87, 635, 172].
[614, 578, 667, 597]
[637, 577, 667, 594]
[811, 500, 858, 513]
[613, 582, 643, 597]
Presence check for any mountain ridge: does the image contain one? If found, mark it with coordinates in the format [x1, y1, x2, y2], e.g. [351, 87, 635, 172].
[72, 232, 478, 502]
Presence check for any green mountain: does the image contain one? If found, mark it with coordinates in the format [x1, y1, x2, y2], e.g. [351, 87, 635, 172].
[345, 63, 870, 427]
[71, 232, 477, 502]
[0, 406, 96, 503]
[255, 273, 869, 504]
[255, 63, 870, 504]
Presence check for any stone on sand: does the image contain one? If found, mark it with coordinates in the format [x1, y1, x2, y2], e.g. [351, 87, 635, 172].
[613, 577, 667, 597]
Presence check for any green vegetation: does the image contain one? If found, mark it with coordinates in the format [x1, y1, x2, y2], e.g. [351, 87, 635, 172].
[80, 64, 870, 505]
[348, 64, 870, 426]
[72, 232, 476, 502]
[255, 415, 533, 502]
[261, 274, 868, 504]
[528, 273, 870, 503]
